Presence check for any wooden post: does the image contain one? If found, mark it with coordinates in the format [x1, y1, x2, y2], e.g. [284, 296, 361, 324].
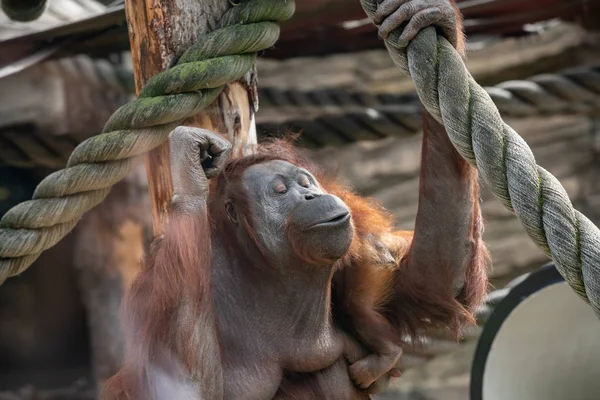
[124, 0, 259, 236]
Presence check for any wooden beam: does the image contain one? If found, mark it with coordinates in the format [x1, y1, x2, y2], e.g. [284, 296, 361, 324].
[124, 0, 258, 236]
[257, 22, 594, 93]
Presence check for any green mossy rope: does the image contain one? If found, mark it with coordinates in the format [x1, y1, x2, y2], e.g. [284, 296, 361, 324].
[0, 0, 295, 282]
[359, 0, 600, 317]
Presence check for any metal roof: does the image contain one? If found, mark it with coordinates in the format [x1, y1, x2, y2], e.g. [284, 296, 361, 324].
[0, 0, 106, 41]
[1, 0, 599, 61]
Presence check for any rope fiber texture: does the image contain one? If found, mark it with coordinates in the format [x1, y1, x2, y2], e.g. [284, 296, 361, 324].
[0, 0, 295, 283]
[359, 0, 600, 317]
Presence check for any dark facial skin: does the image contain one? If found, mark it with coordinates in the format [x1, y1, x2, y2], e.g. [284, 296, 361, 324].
[209, 160, 360, 399]
[240, 160, 354, 266]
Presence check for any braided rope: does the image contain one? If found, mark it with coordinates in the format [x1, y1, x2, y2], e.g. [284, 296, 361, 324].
[487, 66, 600, 117]
[0, 0, 295, 283]
[360, 0, 600, 317]
[258, 65, 600, 118]
[46, 59, 600, 119]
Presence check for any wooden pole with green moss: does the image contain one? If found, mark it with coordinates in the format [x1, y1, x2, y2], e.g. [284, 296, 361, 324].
[124, 0, 259, 238]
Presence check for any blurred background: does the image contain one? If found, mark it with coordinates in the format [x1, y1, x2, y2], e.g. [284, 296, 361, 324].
[1, 0, 600, 399]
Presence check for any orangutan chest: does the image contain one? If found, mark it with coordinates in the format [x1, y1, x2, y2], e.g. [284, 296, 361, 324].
[281, 325, 346, 373]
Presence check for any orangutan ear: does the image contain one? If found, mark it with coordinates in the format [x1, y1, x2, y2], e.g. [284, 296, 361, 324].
[225, 199, 239, 225]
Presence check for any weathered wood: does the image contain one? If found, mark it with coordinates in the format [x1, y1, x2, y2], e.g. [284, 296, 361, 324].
[0, 58, 144, 394]
[258, 22, 598, 93]
[3, 0, 597, 61]
[0, 166, 90, 394]
[124, 0, 258, 236]
[0, 55, 128, 139]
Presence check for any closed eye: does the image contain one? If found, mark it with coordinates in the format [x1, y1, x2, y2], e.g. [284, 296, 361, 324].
[274, 182, 287, 194]
[298, 175, 311, 188]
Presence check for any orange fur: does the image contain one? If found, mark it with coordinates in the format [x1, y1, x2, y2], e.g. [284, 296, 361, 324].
[451, 0, 466, 57]
[103, 208, 220, 399]
[329, 114, 489, 389]
[104, 115, 489, 397]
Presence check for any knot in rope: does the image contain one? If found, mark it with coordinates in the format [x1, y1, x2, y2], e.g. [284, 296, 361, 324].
[360, 0, 600, 317]
[0, 0, 295, 283]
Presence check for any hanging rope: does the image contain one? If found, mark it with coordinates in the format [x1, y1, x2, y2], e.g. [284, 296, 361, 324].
[359, 0, 600, 317]
[3, 55, 599, 168]
[0, 0, 295, 283]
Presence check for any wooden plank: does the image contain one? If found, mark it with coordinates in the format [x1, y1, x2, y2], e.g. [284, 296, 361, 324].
[257, 22, 596, 94]
[3, 0, 599, 61]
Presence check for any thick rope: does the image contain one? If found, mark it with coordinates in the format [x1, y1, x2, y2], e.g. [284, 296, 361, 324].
[5, 59, 599, 168]
[0, 0, 295, 283]
[487, 65, 600, 117]
[0, 55, 133, 168]
[360, 0, 600, 317]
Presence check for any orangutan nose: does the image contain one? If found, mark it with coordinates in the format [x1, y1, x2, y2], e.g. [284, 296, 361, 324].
[304, 191, 322, 201]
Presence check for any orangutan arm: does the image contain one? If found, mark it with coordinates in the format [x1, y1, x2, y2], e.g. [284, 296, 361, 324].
[103, 128, 230, 400]
[409, 111, 488, 291]
[327, 0, 483, 391]
[369, 0, 487, 330]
